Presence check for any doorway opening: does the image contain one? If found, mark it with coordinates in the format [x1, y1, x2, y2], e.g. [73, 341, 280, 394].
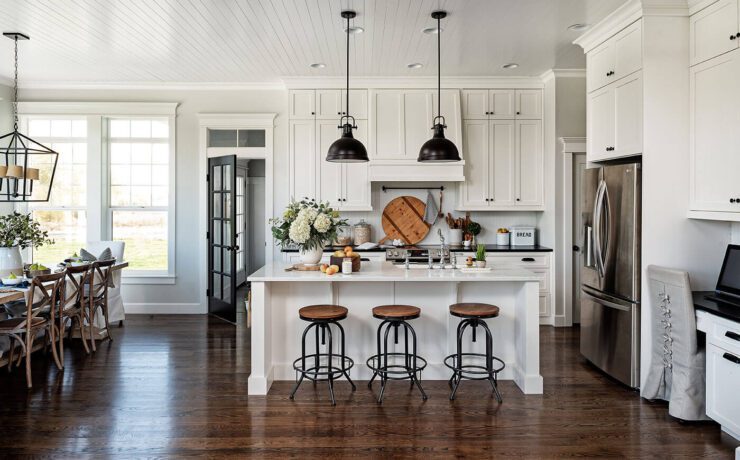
[572, 152, 587, 324]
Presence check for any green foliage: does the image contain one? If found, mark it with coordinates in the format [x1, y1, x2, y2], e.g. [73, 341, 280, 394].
[467, 221, 481, 236]
[476, 243, 486, 262]
[0, 212, 54, 249]
[269, 198, 347, 251]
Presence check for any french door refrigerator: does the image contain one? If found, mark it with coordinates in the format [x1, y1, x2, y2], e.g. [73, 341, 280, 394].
[580, 162, 641, 388]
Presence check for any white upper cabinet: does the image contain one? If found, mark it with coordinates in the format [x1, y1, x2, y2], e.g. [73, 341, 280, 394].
[587, 20, 642, 93]
[289, 119, 317, 201]
[432, 89, 463, 150]
[690, 0, 740, 66]
[690, 50, 740, 214]
[515, 90, 543, 119]
[516, 120, 543, 206]
[613, 72, 643, 158]
[491, 120, 516, 206]
[461, 119, 489, 207]
[462, 90, 489, 119]
[315, 90, 343, 119]
[588, 86, 616, 162]
[290, 90, 316, 119]
[343, 90, 368, 119]
[369, 89, 433, 160]
[491, 90, 516, 119]
[341, 120, 371, 210]
[404, 91, 434, 159]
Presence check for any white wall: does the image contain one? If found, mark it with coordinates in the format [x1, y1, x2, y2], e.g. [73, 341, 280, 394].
[733, 223, 740, 244]
[20, 87, 288, 313]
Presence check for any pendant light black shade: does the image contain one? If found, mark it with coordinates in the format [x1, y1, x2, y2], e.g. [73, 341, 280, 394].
[418, 10, 460, 163]
[326, 10, 368, 163]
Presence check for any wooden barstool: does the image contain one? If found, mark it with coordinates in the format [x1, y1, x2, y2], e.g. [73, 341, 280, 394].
[366, 305, 427, 403]
[444, 303, 505, 402]
[289, 304, 355, 405]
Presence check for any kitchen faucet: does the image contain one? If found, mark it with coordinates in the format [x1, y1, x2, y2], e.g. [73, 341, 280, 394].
[438, 228, 447, 269]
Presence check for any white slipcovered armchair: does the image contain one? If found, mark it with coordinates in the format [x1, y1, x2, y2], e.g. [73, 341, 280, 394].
[85, 241, 125, 325]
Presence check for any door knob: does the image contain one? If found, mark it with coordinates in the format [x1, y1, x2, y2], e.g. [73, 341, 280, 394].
[573, 245, 581, 252]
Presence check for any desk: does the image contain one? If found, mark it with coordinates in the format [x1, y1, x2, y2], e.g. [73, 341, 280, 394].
[694, 291, 740, 442]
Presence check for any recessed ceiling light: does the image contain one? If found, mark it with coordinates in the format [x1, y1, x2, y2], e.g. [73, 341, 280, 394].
[345, 26, 364, 34]
[568, 23, 590, 31]
[310, 63, 326, 69]
[422, 26, 442, 34]
[407, 63, 423, 69]
[502, 63, 519, 69]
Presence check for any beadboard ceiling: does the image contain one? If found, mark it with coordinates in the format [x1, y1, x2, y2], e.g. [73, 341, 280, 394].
[0, 0, 626, 86]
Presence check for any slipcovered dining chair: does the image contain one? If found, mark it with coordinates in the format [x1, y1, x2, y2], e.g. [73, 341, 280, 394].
[643, 265, 709, 421]
[0, 272, 65, 388]
[85, 241, 125, 326]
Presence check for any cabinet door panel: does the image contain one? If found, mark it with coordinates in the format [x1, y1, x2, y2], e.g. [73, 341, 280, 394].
[290, 90, 316, 119]
[516, 119, 543, 206]
[343, 120, 371, 210]
[404, 91, 435, 159]
[516, 90, 543, 119]
[461, 119, 490, 208]
[491, 120, 516, 206]
[433, 89, 463, 155]
[614, 20, 642, 80]
[371, 91, 404, 159]
[490, 90, 516, 118]
[316, 121, 343, 208]
[462, 90, 489, 119]
[342, 89, 368, 119]
[316, 90, 342, 119]
[289, 120, 317, 201]
[690, 0, 739, 66]
[587, 86, 615, 162]
[614, 72, 643, 158]
[690, 52, 740, 212]
[587, 40, 616, 92]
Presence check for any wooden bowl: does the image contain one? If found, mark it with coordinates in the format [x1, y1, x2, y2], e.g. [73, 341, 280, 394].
[25, 268, 52, 278]
[329, 254, 361, 272]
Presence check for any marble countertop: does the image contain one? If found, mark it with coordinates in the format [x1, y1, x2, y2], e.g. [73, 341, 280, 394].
[281, 244, 552, 253]
[248, 261, 541, 283]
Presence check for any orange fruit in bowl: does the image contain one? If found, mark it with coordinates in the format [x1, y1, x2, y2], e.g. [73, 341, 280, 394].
[330, 264, 340, 272]
[343, 246, 353, 254]
[320, 264, 329, 273]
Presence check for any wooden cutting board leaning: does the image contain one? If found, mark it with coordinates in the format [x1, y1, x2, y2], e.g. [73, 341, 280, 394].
[379, 196, 431, 245]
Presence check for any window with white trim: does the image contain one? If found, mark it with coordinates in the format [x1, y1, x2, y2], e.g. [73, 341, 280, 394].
[17, 103, 177, 282]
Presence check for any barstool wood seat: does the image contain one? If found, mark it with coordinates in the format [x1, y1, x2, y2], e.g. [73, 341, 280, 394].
[450, 303, 500, 319]
[299, 305, 348, 321]
[372, 305, 421, 320]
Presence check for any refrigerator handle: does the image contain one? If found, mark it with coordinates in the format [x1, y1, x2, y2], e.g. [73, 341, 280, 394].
[584, 225, 594, 268]
[602, 183, 612, 273]
[581, 288, 632, 312]
[592, 180, 606, 277]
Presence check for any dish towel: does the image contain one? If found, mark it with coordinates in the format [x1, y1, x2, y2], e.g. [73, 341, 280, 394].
[423, 191, 439, 226]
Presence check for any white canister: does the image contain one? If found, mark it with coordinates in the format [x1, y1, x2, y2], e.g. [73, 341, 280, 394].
[0, 246, 23, 278]
[496, 232, 510, 246]
[342, 258, 353, 274]
[448, 228, 463, 246]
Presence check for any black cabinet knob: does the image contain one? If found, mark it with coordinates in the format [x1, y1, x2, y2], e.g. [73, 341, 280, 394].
[732, 198, 738, 203]
[516, 198, 521, 201]
[311, 111, 315, 115]
[516, 111, 521, 115]
[731, 34, 737, 40]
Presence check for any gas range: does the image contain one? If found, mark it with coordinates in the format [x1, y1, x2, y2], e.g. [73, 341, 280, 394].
[385, 245, 451, 263]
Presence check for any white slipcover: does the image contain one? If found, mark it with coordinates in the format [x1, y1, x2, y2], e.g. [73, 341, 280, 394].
[85, 241, 125, 325]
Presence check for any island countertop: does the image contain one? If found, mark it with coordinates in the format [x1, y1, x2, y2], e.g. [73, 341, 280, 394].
[248, 261, 541, 282]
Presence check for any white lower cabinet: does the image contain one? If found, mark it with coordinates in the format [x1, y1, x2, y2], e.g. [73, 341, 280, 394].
[689, 49, 740, 216]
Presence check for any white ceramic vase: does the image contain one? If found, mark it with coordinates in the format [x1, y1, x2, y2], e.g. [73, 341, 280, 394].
[299, 245, 324, 265]
[0, 246, 23, 278]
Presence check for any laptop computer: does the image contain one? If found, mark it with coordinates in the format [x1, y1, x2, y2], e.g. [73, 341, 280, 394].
[705, 244, 740, 308]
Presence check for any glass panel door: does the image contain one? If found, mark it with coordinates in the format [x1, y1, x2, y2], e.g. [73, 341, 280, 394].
[207, 155, 237, 323]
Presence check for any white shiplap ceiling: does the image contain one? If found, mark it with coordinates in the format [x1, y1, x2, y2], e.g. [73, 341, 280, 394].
[0, 0, 626, 85]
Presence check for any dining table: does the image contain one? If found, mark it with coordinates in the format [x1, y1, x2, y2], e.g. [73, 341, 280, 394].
[0, 261, 129, 366]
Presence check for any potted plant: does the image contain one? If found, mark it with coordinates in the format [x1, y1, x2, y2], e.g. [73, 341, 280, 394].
[270, 198, 347, 265]
[0, 212, 53, 278]
[466, 221, 482, 247]
[475, 243, 487, 268]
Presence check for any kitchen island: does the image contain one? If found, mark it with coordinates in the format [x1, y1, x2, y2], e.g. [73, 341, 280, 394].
[247, 261, 543, 395]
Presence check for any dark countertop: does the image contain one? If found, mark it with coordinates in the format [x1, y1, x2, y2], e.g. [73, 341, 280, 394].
[282, 244, 552, 253]
[693, 291, 740, 323]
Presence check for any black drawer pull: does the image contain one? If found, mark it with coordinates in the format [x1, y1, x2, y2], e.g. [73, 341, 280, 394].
[723, 352, 740, 364]
[521, 257, 535, 262]
[726, 331, 740, 342]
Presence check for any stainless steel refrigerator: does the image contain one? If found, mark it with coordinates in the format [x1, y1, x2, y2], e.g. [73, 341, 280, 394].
[580, 162, 641, 388]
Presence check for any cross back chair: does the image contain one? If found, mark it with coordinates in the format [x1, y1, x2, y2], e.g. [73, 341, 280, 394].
[0, 271, 66, 388]
[59, 265, 93, 365]
[88, 259, 116, 352]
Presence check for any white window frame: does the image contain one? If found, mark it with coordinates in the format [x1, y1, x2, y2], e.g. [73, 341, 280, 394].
[17, 102, 178, 285]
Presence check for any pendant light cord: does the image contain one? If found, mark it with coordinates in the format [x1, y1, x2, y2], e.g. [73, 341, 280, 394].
[437, 14, 441, 120]
[346, 13, 350, 118]
[13, 36, 18, 130]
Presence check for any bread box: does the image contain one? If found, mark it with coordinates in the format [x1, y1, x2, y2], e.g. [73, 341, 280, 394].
[510, 227, 536, 246]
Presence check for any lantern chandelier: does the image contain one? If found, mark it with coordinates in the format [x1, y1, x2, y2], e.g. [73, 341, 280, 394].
[0, 32, 59, 202]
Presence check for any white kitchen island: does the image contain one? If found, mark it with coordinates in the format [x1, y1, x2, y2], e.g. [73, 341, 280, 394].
[247, 261, 543, 395]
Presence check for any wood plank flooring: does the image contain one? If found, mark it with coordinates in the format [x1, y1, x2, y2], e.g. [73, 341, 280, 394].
[0, 314, 737, 458]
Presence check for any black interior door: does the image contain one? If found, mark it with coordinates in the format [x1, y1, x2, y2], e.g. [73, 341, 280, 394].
[208, 155, 238, 323]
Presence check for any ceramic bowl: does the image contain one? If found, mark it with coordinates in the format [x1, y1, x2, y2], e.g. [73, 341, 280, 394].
[1, 277, 22, 285]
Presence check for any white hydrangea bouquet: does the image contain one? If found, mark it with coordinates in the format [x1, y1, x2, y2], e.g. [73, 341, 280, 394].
[270, 198, 347, 254]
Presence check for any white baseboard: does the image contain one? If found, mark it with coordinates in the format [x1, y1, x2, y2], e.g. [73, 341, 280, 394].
[539, 316, 554, 326]
[553, 315, 571, 327]
[124, 302, 205, 314]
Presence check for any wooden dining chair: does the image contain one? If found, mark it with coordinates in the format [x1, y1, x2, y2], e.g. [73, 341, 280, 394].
[88, 259, 115, 352]
[0, 272, 66, 388]
[58, 265, 93, 366]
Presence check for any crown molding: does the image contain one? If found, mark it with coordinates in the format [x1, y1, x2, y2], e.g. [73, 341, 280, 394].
[574, 0, 689, 52]
[18, 101, 179, 116]
[197, 113, 277, 128]
[540, 69, 586, 83]
[281, 76, 545, 89]
[560, 137, 587, 154]
[15, 80, 286, 91]
[687, 0, 716, 14]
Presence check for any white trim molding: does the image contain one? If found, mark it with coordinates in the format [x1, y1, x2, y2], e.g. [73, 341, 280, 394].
[18, 81, 285, 91]
[197, 113, 277, 127]
[18, 101, 178, 116]
[539, 69, 587, 83]
[282, 76, 545, 90]
[124, 302, 204, 315]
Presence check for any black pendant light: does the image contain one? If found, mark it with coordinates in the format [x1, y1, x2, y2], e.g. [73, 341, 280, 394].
[418, 11, 461, 163]
[0, 32, 59, 202]
[326, 10, 368, 163]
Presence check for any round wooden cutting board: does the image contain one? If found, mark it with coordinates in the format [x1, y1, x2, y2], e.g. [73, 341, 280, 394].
[381, 196, 431, 245]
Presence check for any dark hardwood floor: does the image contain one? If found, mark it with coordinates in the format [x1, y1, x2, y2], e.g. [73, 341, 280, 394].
[0, 313, 737, 458]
